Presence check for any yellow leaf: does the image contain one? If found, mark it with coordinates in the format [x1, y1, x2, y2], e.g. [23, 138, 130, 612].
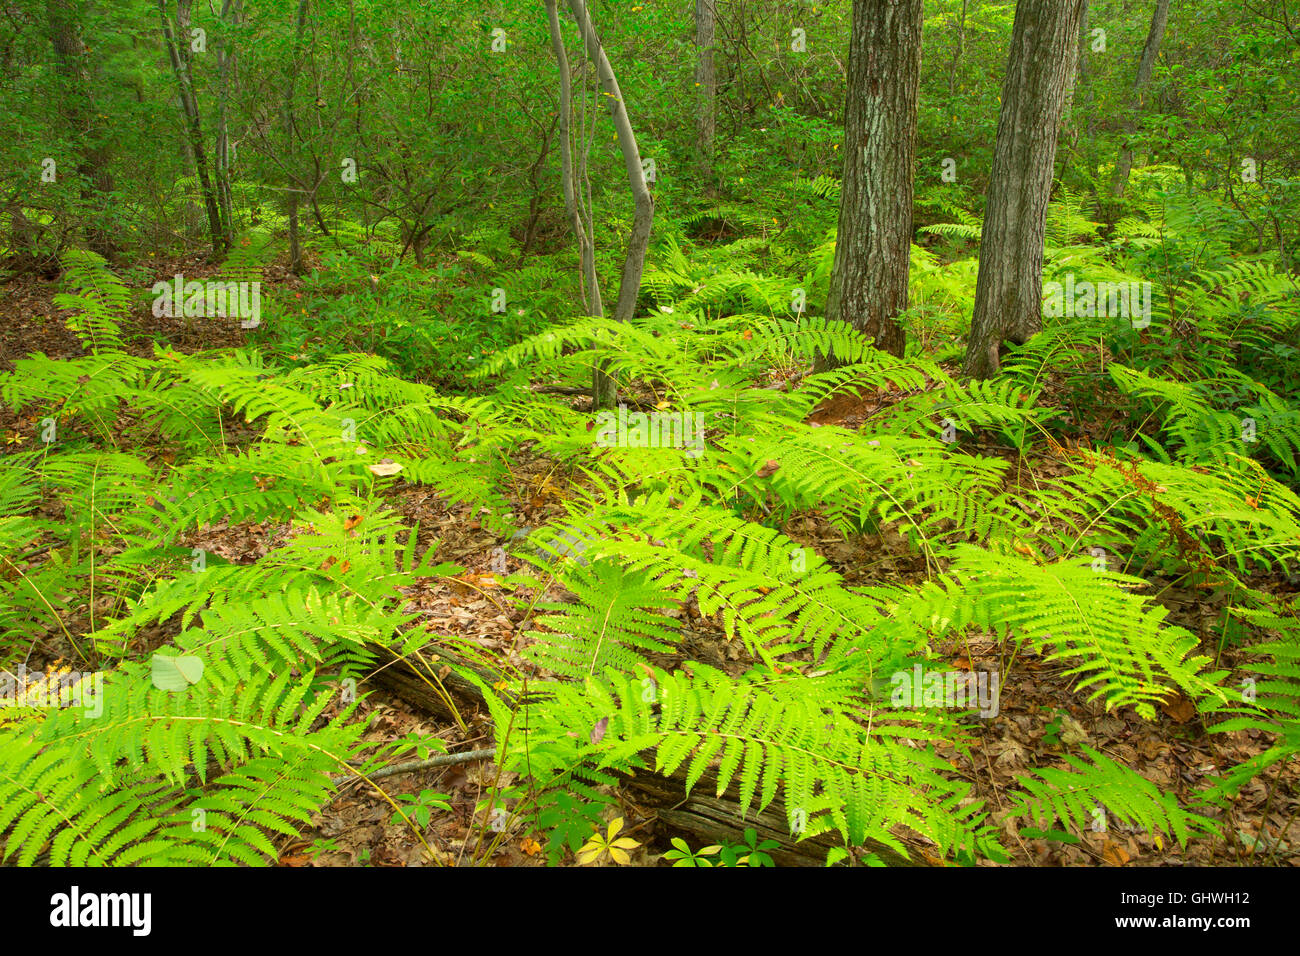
[607, 817, 624, 840]
[610, 837, 640, 850]
[609, 847, 631, 865]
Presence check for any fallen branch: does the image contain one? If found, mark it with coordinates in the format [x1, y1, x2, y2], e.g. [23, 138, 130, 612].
[333, 747, 497, 786]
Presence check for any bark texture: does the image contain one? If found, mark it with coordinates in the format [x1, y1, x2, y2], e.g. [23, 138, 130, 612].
[695, 0, 717, 175]
[824, 0, 924, 361]
[963, 0, 1086, 380]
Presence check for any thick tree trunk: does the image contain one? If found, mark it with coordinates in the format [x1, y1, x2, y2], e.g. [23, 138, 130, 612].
[695, 0, 717, 177]
[963, 0, 1086, 380]
[1061, 0, 1088, 135]
[824, 0, 923, 362]
[46, 0, 115, 259]
[1111, 0, 1172, 198]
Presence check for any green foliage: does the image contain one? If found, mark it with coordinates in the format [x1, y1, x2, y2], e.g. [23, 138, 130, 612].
[5, 0, 1300, 868]
[1009, 746, 1218, 848]
[53, 249, 130, 355]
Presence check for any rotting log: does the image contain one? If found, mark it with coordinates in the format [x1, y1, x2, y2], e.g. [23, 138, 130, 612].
[365, 642, 509, 723]
[367, 647, 924, 866]
[617, 764, 919, 867]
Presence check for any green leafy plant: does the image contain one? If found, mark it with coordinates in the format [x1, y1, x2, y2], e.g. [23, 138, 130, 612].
[662, 837, 721, 868]
[718, 828, 780, 868]
[391, 790, 453, 830]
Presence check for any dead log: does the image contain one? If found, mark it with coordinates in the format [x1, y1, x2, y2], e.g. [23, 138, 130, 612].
[368, 646, 924, 866]
[365, 642, 500, 723]
[618, 763, 919, 867]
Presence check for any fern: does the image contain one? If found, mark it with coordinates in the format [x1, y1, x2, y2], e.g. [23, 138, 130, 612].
[1009, 746, 1217, 847]
[53, 249, 131, 355]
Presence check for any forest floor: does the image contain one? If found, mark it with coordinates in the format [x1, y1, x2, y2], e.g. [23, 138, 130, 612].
[3, 260, 1297, 868]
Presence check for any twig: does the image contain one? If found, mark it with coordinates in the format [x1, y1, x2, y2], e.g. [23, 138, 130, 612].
[331, 747, 496, 786]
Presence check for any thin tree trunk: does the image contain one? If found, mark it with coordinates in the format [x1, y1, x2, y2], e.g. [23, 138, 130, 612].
[283, 0, 310, 275]
[695, 0, 717, 179]
[1061, 0, 1088, 134]
[948, 0, 968, 94]
[545, 0, 603, 321]
[1111, 0, 1172, 198]
[561, 0, 656, 409]
[158, 0, 225, 255]
[824, 0, 923, 361]
[565, 0, 653, 326]
[214, 0, 238, 249]
[964, 0, 1086, 380]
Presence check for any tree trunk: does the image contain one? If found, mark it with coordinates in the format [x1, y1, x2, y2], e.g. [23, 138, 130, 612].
[566, 0, 654, 324]
[963, 0, 1086, 380]
[947, 0, 968, 94]
[824, 0, 923, 362]
[46, 0, 115, 259]
[1061, 0, 1088, 135]
[1110, 0, 1172, 198]
[283, 0, 310, 275]
[552, 0, 656, 410]
[545, 0, 603, 322]
[158, 0, 225, 255]
[695, 0, 717, 179]
[214, 0, 239, 250]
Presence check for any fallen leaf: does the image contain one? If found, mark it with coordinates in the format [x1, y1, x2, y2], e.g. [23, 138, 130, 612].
[1159, 694, 1196, 724]
[1101, 840, 1130, 866]
[1059, 714, 1089, 746]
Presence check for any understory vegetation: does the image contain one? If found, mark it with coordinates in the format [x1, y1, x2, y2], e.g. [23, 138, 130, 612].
[1, 0, 1298, 868]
